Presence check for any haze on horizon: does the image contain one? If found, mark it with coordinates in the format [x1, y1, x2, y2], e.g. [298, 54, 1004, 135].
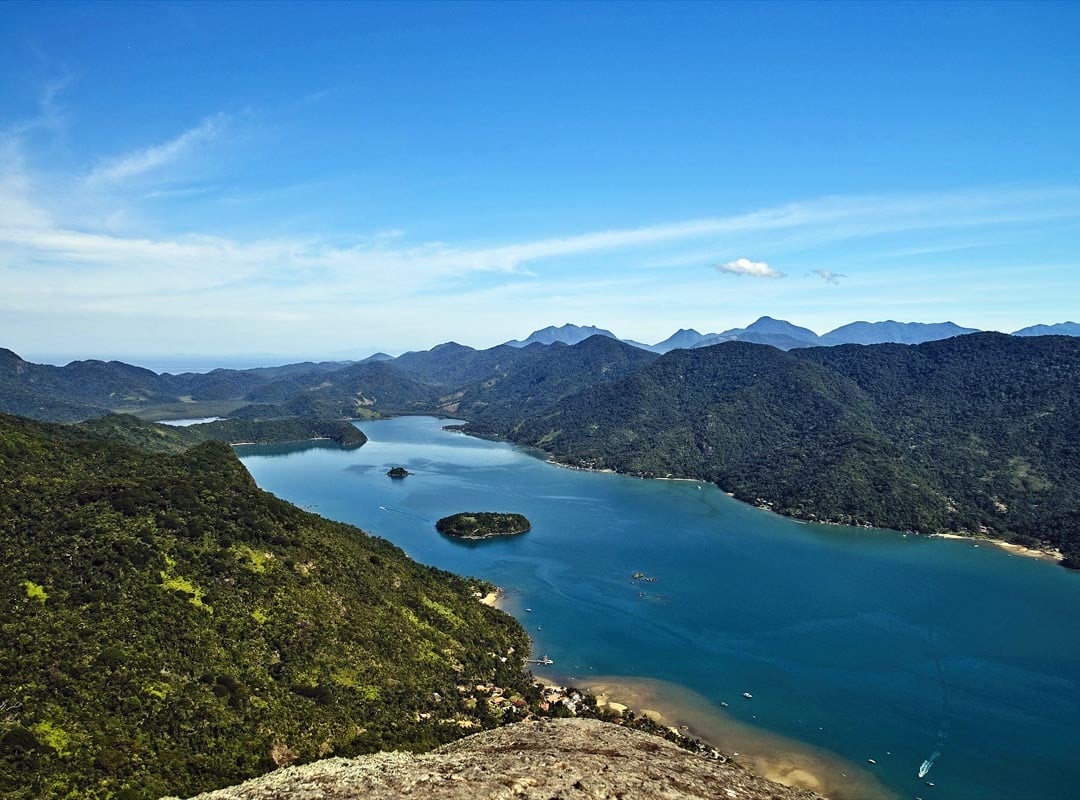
[2, 1, 1078, 363]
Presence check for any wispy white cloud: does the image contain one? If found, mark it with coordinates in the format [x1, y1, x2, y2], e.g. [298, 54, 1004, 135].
[809, 268, 845, 284]
[715, 258, 785, 279]
[144, 185, 218, 200]
[0, 161, 51, 229]
[2, 181, 1080, 289]
[3, 106, 1080, 353]
[1, 74, 72, 144]
[3, 185, 1079, 316]
[85, 114, 227, 185]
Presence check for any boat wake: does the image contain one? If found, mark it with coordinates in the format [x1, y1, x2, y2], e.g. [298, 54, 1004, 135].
[377, 505, 431, 523]
[918, 749, 937, 778]
[918, 628, 950, 779]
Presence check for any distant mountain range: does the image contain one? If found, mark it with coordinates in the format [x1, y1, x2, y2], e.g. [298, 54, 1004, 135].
[504, 323, 619, 347]
[501, 318, 991, 352]
[4, 316, 1077, 424]
[1012, 321, 1080, 337]
[819, 320, 979, 345]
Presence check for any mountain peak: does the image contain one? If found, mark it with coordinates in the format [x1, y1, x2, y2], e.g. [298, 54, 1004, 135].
[821, 320, 980, 346]
[1012, 321, 1080, 337]
[745, 316, 817, 335]
[504, 324, 618, 348]
[430, 341, 475, 354]
[652, 328, 708, 353]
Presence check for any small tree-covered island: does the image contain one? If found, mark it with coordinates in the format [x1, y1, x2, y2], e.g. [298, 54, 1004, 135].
[435, 512, 532, 540]
[386, 466, 411, 478]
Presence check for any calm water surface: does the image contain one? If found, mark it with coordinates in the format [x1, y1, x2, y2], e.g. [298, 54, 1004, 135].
[237, 417, 1080, 800]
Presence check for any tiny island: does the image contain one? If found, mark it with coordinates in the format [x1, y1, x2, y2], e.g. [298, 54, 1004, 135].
[435, 512, 532, 540]
[386, 466, 411, 478]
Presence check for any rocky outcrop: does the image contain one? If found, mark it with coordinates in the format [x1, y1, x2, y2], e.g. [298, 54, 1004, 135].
[176, 718, 825, 800]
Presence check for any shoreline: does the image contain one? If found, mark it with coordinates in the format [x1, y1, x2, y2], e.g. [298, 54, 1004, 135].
[547, 459, 618, 475]
[573, 675, 895, 800]
[453, 425, 1069, 571]
[932, 532, 1064, 563]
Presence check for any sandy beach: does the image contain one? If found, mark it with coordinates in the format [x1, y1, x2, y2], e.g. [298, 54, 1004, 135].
[933, 532, 1064, 563]
[580, 675, 896, 800]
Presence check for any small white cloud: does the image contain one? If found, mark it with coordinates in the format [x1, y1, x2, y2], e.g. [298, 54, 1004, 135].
[86, 113, 227, 185]
[808, 268, 846, 284]
[714, 257, 785, 279]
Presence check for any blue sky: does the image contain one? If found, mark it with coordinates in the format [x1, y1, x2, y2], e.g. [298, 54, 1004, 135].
[2, 1, 1078, 363]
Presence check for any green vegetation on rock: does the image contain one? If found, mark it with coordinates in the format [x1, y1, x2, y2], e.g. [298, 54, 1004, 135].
[0, 413, 534, 799]
[435, 513, 532, 540]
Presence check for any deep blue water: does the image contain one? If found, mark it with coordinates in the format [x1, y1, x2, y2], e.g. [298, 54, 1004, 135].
[237, 417, 1080, 800]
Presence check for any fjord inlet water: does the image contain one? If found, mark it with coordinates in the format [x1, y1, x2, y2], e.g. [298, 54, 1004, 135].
[237, 417, 1080, 800]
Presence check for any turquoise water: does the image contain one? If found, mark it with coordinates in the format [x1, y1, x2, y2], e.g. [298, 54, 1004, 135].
[237, 417, 1080, 800]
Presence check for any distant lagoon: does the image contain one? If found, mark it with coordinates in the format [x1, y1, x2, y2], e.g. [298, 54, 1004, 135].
[159, 417, 222, 426]
[237, 416, 1080, 800]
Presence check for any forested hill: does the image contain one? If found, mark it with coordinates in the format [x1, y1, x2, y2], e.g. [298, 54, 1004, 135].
[0, 349, 411, 423]
[433, 335, 659, 431]
[0, 413, 534, 798]
[496, 334, 1080, 567]
[78, 413, 367, 453]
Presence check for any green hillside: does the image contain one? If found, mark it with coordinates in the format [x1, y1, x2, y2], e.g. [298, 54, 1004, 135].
[496, 335, 1080, 567]
[78, 414, 367, 454]
[435, 335, 659, 432]
[241, 361, 439, 417]
[0, 414, 533, 799]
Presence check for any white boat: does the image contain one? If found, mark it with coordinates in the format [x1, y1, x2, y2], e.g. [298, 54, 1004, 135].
[867, 758, 876, 765]
[918, 760, 932, 778]
[742, 692, 753, 699]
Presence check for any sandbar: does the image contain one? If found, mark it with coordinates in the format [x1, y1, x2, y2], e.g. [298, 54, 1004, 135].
[581, 675, 895, 800]
[933, 532, 1063, 563]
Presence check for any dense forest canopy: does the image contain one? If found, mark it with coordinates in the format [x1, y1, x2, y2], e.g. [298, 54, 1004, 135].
[0, 414, 535, 798]
[497, 335, 1080, 567]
